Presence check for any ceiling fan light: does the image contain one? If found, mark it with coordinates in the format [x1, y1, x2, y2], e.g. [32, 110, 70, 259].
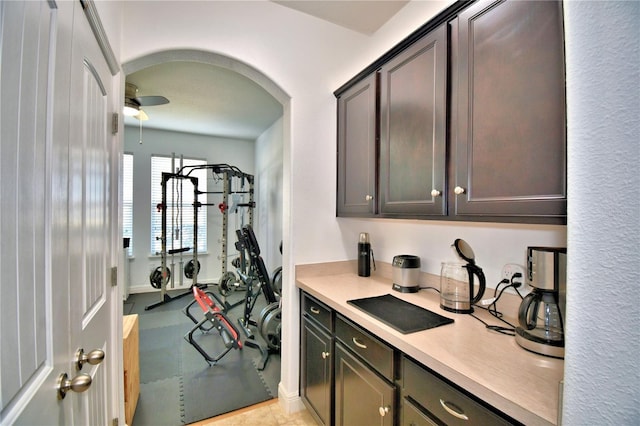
[123, 99, 139, 116]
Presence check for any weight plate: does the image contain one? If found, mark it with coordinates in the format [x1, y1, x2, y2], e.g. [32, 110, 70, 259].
[271, 266, 283, 297]
[184, 259, 201, 279]
[260, 305, 281, 351]
[149, 266, 171, 289]
[218, 271, 236, 296]
[257, 302, 279, 331]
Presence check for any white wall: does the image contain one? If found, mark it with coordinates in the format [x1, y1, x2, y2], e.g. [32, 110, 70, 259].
[255, 117, 284, 273]
[563, 2, 639, 423]
[116, 0, 567, 411]
[124, 126, 256, 292]
[113, 0, 640, 421]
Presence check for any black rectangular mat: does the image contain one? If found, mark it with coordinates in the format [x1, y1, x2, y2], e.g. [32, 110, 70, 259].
[348, 294, 453, 334]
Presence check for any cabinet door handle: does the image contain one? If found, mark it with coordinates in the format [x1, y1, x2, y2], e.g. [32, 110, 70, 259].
[321, 351, 330, 359]
[352, 337, 367, 349]
[439, 399, 469, 421]
[454, 186, 466, 195]
[310, 307, 320, 315]
[378, 405, 390, 417]
[365, 194, 373, 201]
[431, 189, 441, 197]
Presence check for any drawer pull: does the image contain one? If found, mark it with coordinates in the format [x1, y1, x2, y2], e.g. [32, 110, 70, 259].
[440, 399, 469, 421]
[378, 405, 390, 417]
[352, 337, 367, 349]
[321, 351, 330, 359]
[310, 307, 321, 315]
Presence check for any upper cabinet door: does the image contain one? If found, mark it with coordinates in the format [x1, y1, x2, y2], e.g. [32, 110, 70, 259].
[337, 73, 378, 217]
[452, 0, 567, 221]
[379, 24, 447, 217]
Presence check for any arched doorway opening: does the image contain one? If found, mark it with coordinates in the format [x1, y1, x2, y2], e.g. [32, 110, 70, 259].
[121, 49, 295, 420]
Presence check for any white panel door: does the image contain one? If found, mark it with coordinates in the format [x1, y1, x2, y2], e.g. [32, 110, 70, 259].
[67, 0, 115, 423]
[1, 1, 72, 424]
[1, 1, 116, 424]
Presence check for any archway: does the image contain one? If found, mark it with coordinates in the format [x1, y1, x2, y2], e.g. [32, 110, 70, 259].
[122, 49, 295, 412]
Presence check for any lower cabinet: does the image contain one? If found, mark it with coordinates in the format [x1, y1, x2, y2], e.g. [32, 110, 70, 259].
[335, 343, 395, 426]
[401, 356, 516, 426]
[301, 295, 333, 425]
[334, 313, 396, 426]
[402, 397, 438, 426]
[301, 318, 333, 425]
[300, 292, 518, 426]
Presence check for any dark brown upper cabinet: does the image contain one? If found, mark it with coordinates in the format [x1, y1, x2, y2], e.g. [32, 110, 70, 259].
[336, 73, 377, 217]
[379, 24, 448, 218]
[451, 0, 567, 222]
[335, 0, 567, 224]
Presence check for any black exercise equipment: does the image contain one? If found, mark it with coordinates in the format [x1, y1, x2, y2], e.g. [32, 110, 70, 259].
[149, 266, 171, 289]
[184, 259, 201, 279]
[271, 267, 283, 298]
[145, 163, 254, 311]
[183, 286, 242, 366]
[145, 171, 205, 310]
[233, 224, 281, 370]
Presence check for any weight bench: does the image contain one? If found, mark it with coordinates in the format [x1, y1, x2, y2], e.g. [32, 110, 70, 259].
[183, 286, 243, 366]
[234, 225, 281, 370]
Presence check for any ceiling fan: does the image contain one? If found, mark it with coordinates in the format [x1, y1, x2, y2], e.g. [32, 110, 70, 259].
[123, 82, 169, 121]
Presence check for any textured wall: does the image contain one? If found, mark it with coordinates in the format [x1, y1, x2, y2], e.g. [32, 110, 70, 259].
[564, 1, 640, 423]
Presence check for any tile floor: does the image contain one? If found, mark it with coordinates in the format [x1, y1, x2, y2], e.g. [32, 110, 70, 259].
[188, 400, 317, 426]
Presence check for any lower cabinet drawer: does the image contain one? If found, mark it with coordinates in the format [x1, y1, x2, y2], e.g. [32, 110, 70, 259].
[335, 314, 394, 381]
[303, 293, 333, 331]
[402, 357, 514, 426]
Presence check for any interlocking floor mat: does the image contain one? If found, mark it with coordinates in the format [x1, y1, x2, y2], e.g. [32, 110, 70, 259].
[125, 288, 278, 425]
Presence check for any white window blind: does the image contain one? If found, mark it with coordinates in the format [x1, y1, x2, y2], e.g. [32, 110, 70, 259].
[150, 156, 207, 256]
[123, 153, 133, 256]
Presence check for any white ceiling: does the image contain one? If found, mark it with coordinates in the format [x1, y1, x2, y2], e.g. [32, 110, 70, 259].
[125, 61, 283, 140]
[124, 1, 409, 140]
[272, 0, 408, 35]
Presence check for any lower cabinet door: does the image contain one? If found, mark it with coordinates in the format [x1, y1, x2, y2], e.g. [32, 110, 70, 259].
[402, 397, 438, 426]
[335, 343, 395, 426]
[301, 318, 332, 425]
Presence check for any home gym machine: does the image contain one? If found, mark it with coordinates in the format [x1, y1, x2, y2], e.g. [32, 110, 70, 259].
[146, 163, 205, 310]
[212, 166, 255, 307]
[145, 161, 255, 311]
[233, 224, 281, 370]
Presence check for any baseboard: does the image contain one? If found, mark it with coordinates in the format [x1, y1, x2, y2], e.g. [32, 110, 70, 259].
[277, 382, 305, 414]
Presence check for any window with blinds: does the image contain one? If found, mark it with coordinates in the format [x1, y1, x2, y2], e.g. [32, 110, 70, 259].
[150, 155, 207, 256]
[123, 153, 133, 256]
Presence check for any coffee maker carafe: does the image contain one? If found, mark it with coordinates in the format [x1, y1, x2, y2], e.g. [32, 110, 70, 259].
[515, 247, 567, 358]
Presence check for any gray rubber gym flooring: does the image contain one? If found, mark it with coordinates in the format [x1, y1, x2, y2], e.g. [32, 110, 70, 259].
[124, 286, 280, 425]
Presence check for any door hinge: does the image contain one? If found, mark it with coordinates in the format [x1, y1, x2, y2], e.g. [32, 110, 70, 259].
[112, 112, 119, 134]
[111, 266, 118, 287]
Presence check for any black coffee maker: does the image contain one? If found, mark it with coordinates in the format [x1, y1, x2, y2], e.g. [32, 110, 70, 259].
[515, 247, 567, 358]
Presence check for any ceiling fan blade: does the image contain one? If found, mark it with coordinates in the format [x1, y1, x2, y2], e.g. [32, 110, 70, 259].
[134, 95, 169, 106]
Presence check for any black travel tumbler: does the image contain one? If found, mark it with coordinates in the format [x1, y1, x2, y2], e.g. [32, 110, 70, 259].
[358, 232, 374, 277]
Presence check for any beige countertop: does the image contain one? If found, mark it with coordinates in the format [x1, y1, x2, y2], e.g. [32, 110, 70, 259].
[296, 261, 563, 426]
